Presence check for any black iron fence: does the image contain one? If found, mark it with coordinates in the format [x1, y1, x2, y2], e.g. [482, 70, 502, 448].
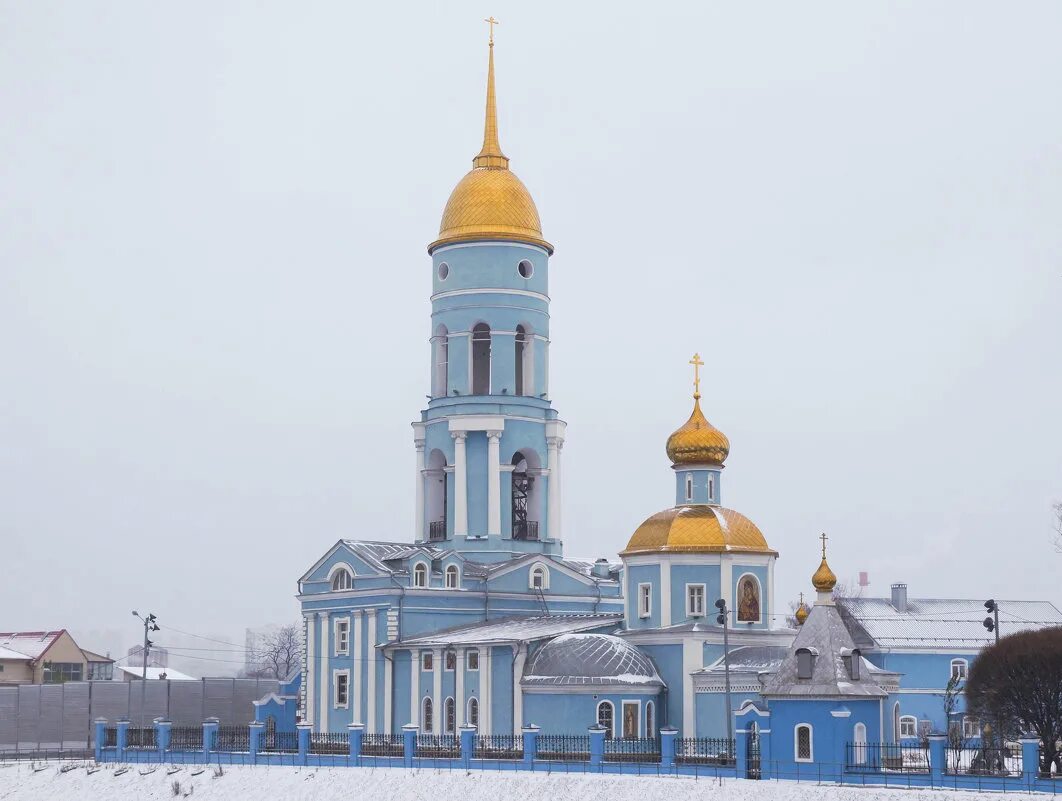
[125, 727, 156, 750]
[428, 521, 446, 541]
[847, 742, 930, 773]
[537, 734, 590, 761]
[415, 734, 460, 758]
[103, 727, 117, 748]
[604, 737, 661, 763]
[362, 733, 404, 757]
[168, 726, 203, 751]
[309, 732, 349, 755]
[474, 734, 523, 760]
[946, 746, 1021, 776]
[261, 730, 298, 753]
[675, 737, 735, 766]
[214, 725, 249, 752]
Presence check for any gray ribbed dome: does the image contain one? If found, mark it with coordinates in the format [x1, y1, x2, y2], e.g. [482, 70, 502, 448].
[522, 634, 663, 687]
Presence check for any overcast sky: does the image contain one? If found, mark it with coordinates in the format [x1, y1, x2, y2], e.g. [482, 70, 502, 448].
[2, 2, 1060, 674]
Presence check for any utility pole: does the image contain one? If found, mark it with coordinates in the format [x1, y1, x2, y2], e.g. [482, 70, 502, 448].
[715, 598, 734, 746]
[131, 611, 160, 729]
[983, 600, 999, 644]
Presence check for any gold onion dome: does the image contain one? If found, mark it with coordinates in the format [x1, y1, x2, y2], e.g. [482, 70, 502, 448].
[811, 535, 837, 592]
[666, 395, 730, 466]
[622, 505, 777, 557]
[429, 36, 552, 254]
[795, 595, 810, 625]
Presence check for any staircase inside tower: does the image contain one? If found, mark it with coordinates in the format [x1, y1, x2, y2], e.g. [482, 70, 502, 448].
[511, 470, 538, 541]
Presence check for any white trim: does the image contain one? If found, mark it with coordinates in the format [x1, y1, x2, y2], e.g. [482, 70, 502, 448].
[444, 696, 456, 734]
[622, 552, 776, 568]
[318, 613, 328, 731]
[794, 723, 814, 762]
[529, 564, 550, 590]
[430, 241, 549, 257]
[412, 561, 430, 589]
[950, 658, 969, 681]
[465, 649, 480, 671]
[830, 709, 852, 718]
[522, 684, 661, 696]
[659, 562, 672, 627]
[735, 572, 763, 624]
[645, 700, 656, 738]
[366, 613, 377, 732]
[421, 650, 434, 671]
[685, 474, 693, 501]
[333, 669, 350, 709]
[467, 696, 480, 728]
[621, 699, 641, 738]
[444, 564, 461, 589]
[432, 647, 443, 734]
[638, 583, 652, 619]
[333, 616, 350, 656]
[681, 638, 699, 737]
[853, 722, 868, 765]
[352, 611, 364, 725]
[328, 563, 356, 591]
[421, 696, 434, 733]
[304, 614, 315, 728]
[596, 699, 616, 738]
[899, 715, 918, 738]
[686, 583, 707, 618]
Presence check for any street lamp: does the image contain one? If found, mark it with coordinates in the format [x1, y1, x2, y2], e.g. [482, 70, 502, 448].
[716, 598, 734, 746]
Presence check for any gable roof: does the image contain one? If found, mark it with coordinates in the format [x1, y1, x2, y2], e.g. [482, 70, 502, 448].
[836, 596, 1062, 649]
[80, 649, 113, 663]
[389, 614, 623, 648]
[0, 631, 67, 661]
[0, 646, 32, 661]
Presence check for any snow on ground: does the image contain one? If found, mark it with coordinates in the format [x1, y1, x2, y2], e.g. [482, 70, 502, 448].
[0, 763, 1051, 801]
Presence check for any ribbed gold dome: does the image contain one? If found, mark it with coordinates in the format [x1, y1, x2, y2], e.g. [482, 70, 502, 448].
[621, 505, 776, 557]
[666, 397, 730, 466]
[812, 556, 837, 592]
[795, 600, 810, 625]
[428, 39, 552, 255]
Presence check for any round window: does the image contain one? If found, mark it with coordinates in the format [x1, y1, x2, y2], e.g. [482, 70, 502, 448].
[437, 262, 450, 281]
[518, 259, 534, 279]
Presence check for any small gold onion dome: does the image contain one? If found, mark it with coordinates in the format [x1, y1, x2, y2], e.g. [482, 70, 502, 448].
[429, 39, 552, 254]
[666, 395, 730, 466]
[812, 555, 837, 592]
[621, 505, 777, 557]
[795, 601, 810, 626]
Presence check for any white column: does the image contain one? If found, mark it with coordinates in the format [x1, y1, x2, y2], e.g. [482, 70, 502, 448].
[546, 438, 562, 541]
[487, 430, 502, 537]
[366, 612, 377, 732]
[303, 615, 315, 728]
[431, 647, 443, 734]
[318, 612, 328, 732]
[660, 560, 672, 627]
[414, 440, 426, 541]
[512, 644, 527, 734]
[455, 649, 465, 728]
[481, 646, 492, 735]
[383, 651, 393, 734]
[681, 639, 699, 737]
[452, 433, 468, 537]
[352, 611, 363, 724]
[410, 650, 420, 727]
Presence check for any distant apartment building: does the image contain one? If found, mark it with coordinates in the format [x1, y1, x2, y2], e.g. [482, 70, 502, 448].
[125, 644, 170, 669]
[0, 630, 113, 685]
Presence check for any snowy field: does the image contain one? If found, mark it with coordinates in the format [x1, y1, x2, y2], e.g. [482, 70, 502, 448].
[0, 763, 1053, 801]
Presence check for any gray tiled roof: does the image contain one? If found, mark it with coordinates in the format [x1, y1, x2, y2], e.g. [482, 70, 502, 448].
[390, 614, 622, 647]
[522, 633, 664, 687]
[696, 645, 790, 675]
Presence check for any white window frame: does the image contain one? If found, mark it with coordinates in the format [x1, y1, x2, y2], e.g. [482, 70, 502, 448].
[899, 715, 918, 738]
[794, 723, 814, 763]
[444, 696, 456, 734]
[467, 697, 479, 728]
[334, 617, 350, 656]
[413, 562, 429, 588]
[638, 583, 652, 619]
[686, 583, 706, 617]
[333, 669, 350, 709]
[466, 650, 479, 671]
[529, 564, 549, 590]
[422, 696, 434, 733]
[950, 658, 968, 681]
[444, 564, 460, 589]
[328, 563, 354, 591]
[645, 700, 655, 738]
[963, 716, 981, 739]
[421, 651, 433, 672]
[444, 650, 456, 671]
[852, 722, 867, 765]
[685, 474, 693, 501]
[735, 572, 763, 624]
[596, 700, 615, 738]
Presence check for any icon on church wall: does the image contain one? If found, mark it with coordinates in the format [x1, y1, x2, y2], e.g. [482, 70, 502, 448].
[737, 576, 761, 622]
[622, 701, 638, 739]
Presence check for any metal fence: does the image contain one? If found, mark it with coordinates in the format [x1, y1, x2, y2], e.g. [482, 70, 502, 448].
[846, 742, 930, 773]
[537, 734, 591, 761]
[214, 725, 249, 752]
[946, 745, 1022, 776]
[0, 678, 279, 751]
[309, 733, 349, 755]
[169, 726, 203, 751]
[675, 737, 735, 766]
[261, 730, 298, 753]
[474, 734, 523, 760]
[603, 737, 661, 763]
[124, 727, 156, 750]
[103, 727, 117, 748]
[362, 733, 403, 757]
[415, 734, 460, 758]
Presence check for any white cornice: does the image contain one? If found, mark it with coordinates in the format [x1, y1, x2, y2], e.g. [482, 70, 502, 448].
[431, 288, 550, 303]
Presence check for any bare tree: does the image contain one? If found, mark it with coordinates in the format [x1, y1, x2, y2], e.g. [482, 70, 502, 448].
[1053, 502, 1061, 553]
[942, 674, 968, 750]
[966, 627, 1062, 778]
[246, 623, 301, 680]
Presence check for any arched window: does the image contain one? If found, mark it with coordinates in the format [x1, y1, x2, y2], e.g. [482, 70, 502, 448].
[422, 697, 433, 732]
[596, 700, 615, 739]
[413, 562, 428, 588]
[445, 564, 459, 589]
[514, 325, 533, 396]
[795, 724, 813, 762]
[645, 701, 655, 739]
[708, 476, 715, 499]
[444, 697, 456, 734]
[853, 722, 867, 765]
[685, 474, 693, 501]
[331, 568, 352, 591]
[529, 564, 549, 590]
[899, 715, 918, 739]
[433, 325, 449, 398]
[468, 697, 479, 728]
[426, 449, 448, 541]
[471, 323, 491, 395]
[893, 701, 901, 744]
[950, 658, 968, 681]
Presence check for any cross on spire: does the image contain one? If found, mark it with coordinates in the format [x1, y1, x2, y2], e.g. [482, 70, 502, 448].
[689, 353, 704, 399]
[484, 16, 499, 45]
[820, 532, 829, 558]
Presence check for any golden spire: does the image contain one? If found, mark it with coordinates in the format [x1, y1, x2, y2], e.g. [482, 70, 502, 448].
[811, 532, 838, 593]
[473, 18, 509, 170]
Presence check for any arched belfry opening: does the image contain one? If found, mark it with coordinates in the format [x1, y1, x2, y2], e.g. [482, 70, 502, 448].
[433, 325, 449, 398]
[511, 450, 542, 540]
[426, 449, 448, 541]
[514, 325, 532, 396]
[472, 323, 491, 395]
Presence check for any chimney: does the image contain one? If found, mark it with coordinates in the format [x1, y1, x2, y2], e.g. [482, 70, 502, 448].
[891, 583, 908, 613]
[592, 558, 611, 579]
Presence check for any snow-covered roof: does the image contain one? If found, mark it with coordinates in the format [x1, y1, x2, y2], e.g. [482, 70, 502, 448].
[0, 631, 64, 660]
[0, 646, 32, 661]
[763, 603, 887, 698]
[836, 596, 1062, 649]
[696, 645, 790, 676]
[522, 633, 664, 687]
[115, 665, 195, 681]
[390, 614, 623, 647]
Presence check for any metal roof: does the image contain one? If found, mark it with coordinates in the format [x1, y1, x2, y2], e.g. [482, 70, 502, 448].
[0, 631, 64, 660]
[389, 614, 622, 648]
[522, 633, 664, 687]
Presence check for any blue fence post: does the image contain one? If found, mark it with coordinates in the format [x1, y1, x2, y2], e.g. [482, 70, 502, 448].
[460, 725, 476, 768]
[1019, 737, 1040, 786]
[249, 721, 264, 765]
[203, 718, 220, 758]
[522, 724, 539, 766]
[589, 726, 606, 768]
[156, 718, 171, 758]
[402, 724, 418, 768]
[94, 718, 107, 762]
[928, 734, 947, 785]
[348, 723, 364, 760]
[735, 726, 748, 776]
[296, 723, 312, 766]
[116, 719, 130, 761]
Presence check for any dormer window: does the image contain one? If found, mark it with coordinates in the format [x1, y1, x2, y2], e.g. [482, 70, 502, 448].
[796, 648, 815, 679]
[331, 568, 352, 591]
[413, 563, 428, 588]
[444, 565, 459, 589]
[841, 648, 862, 680]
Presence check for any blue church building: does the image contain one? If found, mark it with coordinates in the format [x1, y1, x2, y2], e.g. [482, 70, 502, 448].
[260, 35, 1062, 757]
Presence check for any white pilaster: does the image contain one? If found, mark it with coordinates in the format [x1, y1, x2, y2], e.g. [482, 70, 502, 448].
[452, 432, 468, 537]
[487, 430, 502, 537]
[366, 612, 377, 732]
[481, 646, 491, 735]
[431, 647, 443, 734]
[303, 614, 315, 728]
[546, 438, 561, 541]
[383, 651, 393, 734]
[455, 649, 465, 727]
[410, 650, 420, 726]
[352, 611, 363, 724]
[512, 644, 527, 734]
[317, 612, 328, 731]
[414, 439, 426, 541]
[660, 561, 672, 627]
[682, 638, 700, 737]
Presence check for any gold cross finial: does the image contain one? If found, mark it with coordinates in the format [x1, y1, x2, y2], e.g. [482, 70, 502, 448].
[484, 16, 499, 45]
[689, 353, 704, 399]
[820, 532, 829, 558]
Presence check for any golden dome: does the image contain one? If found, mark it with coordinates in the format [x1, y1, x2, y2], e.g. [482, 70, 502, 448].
[621, 505, 777, 557]
[666, 396, 730, 466]
[428, 39, 552, 255]
[795, 596, 810, 625]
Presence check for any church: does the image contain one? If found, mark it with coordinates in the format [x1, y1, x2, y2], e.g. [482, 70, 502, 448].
[257, 34, 1062, 768]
